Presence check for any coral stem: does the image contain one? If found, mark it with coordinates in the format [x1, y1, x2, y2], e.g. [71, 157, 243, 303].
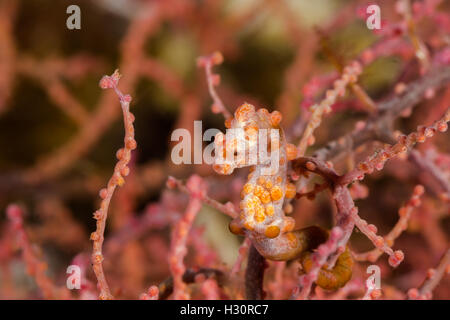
[90, 70, 136, 300]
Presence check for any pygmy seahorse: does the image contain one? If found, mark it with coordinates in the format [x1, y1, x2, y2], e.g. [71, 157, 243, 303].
[213, 103, 352, 290]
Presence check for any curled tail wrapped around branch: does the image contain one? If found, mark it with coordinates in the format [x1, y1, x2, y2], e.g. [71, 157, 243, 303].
[252, 225, 353, 291]
[299, 228, 354, 291]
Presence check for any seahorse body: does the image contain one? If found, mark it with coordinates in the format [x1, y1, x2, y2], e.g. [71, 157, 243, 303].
[213, 103, 353, 290]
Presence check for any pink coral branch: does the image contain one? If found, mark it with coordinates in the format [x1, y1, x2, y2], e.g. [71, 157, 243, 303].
[6, 204, 70, 299]
[139, 286, 159, 300]
[167, 176, 238, 219]
[410, 149, 450, 202]
[361, 277, 382, 300]
[354, 185, 425, 263]
[90, 70, 137, 300]
[201, 278, 221, 300]
[340, 108, 450, 186]
[407, 248, 450, 300]
[168, 175, 206, 299]
[231, 237, 251, 276]
[351, 207, 404, 268]
[311, 67, 450, 162]
[396, 0, 431, 73]
[297, 61, 362, 157]
[292, 157, 355, 269]
[197, 51, 232, 120]
[44, 79, 90, 125]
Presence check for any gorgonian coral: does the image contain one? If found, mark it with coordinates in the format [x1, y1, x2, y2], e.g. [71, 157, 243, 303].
[1, 0, 449, 301]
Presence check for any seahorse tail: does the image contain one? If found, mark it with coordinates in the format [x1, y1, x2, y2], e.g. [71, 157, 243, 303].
[300, 244, 353, 290]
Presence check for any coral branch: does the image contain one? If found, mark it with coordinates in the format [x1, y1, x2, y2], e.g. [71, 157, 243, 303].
[201, 278, 221, 300]
[139, 286, 159, 300]
[410, 150, 450, 202]
[351, 207, 404, 267]
[297, 61, 362, 156]
[361, 277, 382, 300]
[340, 108, 450, 186]
[312, 67, 450, 161]
[2, 0, 449, 301]
[6, 204, 69, 299]
[292, 156, 407, 290]
[168, 175, 206, 299]
[354, 185, 424, 263]
[245, 245, 266, 300]
[397, 0, 430, 73]
[231, 237, 251, 276]
[315, 27, 377, 113]
[407, 248, 450, 300]
[197, 51, 232, 120]
[157, 268, 225, 300]
[167, 176, 238, 219]
[90, 70, 136, 300]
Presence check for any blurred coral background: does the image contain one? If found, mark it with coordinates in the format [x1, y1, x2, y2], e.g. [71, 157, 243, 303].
[0, 0, 448, 299]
